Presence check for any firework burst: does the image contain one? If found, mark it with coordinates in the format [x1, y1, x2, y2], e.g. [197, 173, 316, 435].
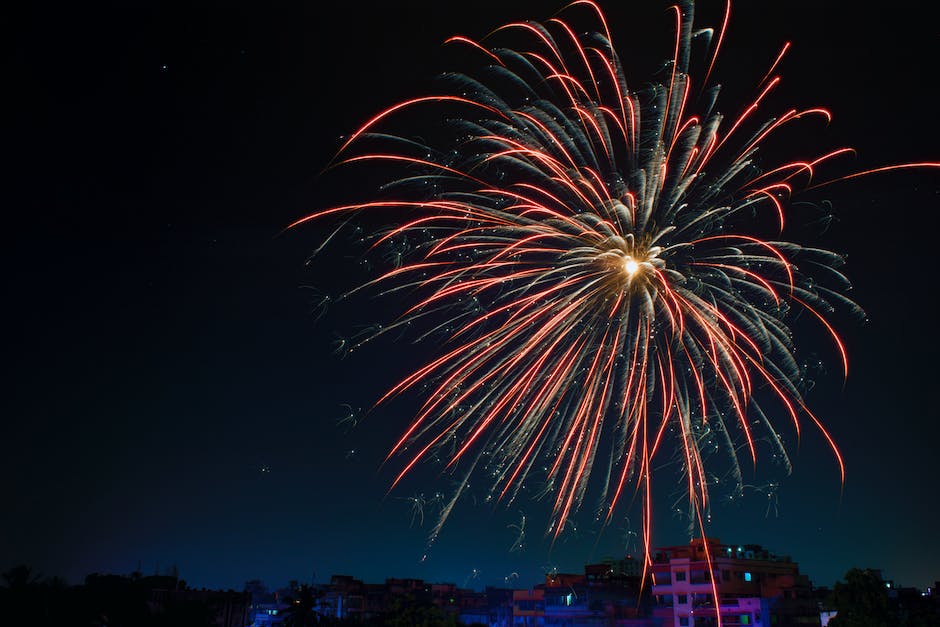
[293, 0, 937, 568]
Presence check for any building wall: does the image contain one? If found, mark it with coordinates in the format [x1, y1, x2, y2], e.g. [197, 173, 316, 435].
[651, 538, 819, 627]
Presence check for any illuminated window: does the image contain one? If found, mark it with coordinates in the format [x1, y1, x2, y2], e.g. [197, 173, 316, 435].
[744, 572, 752, 582]
[741, 614, 750, 625]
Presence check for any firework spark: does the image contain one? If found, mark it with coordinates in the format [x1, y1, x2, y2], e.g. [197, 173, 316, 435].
[294, 0, 937, 571]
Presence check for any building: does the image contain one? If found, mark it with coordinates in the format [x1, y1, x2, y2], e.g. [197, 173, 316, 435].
[149, 585, 250, 627]
[513, 587, 545, 625]
[244, 579, 286, 627]
[651, 537, 819, 627]
[460, 586, 515, 626]
[508, 557, 654, 626]
[323, 573, 509, 624]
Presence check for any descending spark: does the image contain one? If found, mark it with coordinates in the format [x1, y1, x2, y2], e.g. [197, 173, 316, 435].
[508, 511, 527, 552]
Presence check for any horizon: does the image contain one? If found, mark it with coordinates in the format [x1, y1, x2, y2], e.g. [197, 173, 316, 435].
[9, 531, 933, 594]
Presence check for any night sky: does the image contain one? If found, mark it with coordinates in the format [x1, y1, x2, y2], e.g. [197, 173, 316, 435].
[7, 0, 939, 595]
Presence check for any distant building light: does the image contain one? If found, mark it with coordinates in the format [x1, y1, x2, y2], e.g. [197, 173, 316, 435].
[744, 572, 752, 582]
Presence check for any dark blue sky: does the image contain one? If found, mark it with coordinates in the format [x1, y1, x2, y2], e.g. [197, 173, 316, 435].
[6, 0, 939, 594]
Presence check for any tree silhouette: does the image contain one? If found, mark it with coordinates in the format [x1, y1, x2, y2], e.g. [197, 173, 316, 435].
[828, 568, 892, 627]
[372, 594, 459, 627]
[281, 583, 326, 626]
